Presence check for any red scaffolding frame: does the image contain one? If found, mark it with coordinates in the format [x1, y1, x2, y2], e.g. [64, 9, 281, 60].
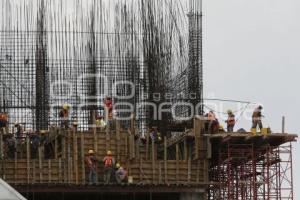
[209, 141, 294, 200]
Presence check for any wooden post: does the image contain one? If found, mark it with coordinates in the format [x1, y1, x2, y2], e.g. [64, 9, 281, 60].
[67, 130, 71, 183]
[93, 111, 98, 153]
[14, 138, 18, 184]
[26, 136, 30, 184]
[146, 134, 149, 160]
[48, 160, 51, 183]
[73, 129, 78, 184]
[54, 135, 58, 159]
[80, 133, 85, 184]
[184, 138, 188, 160]
[38, 146, 43, 183]
[176, 144, 179, 183]
[130, 113, 135, 135]
[116, 120, 120, 161]
[152, 140, 156, 184]
[187, 156, 191, 183]
[32, 160, 36, 184]
[164, 136, 167, 184]
[0, 130, 4, 179]
[139, 158, 143, 182]
[282, 116, 285, 133]
[58, 158, 62, 183]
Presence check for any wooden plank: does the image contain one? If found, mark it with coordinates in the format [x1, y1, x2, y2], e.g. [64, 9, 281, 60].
[54, 134, 58, 159]
[73, 129, 78, 184]
[48, 160, 51, 183]
[14, 138, 17, 184]
[139, 158, 143, 182]
[187, 157, 191, 183]
[164, 136, 167, 183]
[38, 147, 43, 183]
[0, 130, 4, 179]
[58, 158, 62, 183]
[184, 138, 188, 160]
[32, 160, 36, 184]
[80, 133, 85, 184]
[146, 134, 149, 160]
[176, 144, 179, 183]
[26, 136, 30, 184]
[152, 140, 156, 184]
[159, 161, 162, 184]
[116, 120, 120, 161]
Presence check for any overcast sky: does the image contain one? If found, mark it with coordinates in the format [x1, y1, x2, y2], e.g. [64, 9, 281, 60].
[203, 0, 300, 197]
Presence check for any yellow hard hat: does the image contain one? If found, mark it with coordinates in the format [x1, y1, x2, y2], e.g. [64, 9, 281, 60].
[40, 130, 47, 134]
[88, 149, 94, 154]
[63, 104, 70, 110]
[227, 109, 233, 114]
[219, 125, 224, 130]
[116, 163, 121, 168]
[107, 150, 112, 155]
[158, 136, 162, 141]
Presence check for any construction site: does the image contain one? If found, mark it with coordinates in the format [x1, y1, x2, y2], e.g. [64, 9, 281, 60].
[0, 0, 298, 199]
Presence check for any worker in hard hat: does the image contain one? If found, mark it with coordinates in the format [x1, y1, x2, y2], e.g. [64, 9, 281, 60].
[103, 150, 115, 184]
[59, 104, 70, 129]
[85, 149, 98, 184]
[225, 110, 235, 132]
[218, 124, 225, 132]
[0, 112, 8, 129]
[252, 105, 264, 131]
[206, 111, 219, 134]
[14, 122, 23, 139]
[95, 116, 106, 129]
[115, 163, 127, 184]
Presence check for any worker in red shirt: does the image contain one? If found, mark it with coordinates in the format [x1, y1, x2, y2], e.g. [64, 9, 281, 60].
[103, 150, 115, 184]
[206, 111, 219, 134]
[85, 149, 98, 185]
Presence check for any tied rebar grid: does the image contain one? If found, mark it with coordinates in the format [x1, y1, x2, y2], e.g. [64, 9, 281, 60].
[0, 0, 203, 132]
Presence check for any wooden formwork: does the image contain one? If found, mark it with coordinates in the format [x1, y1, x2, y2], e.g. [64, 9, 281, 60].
[0, 120, 210, 187]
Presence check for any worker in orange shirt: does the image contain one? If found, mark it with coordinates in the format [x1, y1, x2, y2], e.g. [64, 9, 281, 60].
[103, 150, 115, 184]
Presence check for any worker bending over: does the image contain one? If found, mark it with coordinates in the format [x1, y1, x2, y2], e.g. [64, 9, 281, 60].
[225, 110, 235, 132]
[115, 163, 127, 184]
[252, 105, 264, 131]
[59, 104, 70, 128]
[85, 149, 98, 184]
[103, 150, 115, 184]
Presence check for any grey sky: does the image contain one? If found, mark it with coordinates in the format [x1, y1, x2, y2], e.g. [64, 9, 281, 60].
[203, 0, 300, 197]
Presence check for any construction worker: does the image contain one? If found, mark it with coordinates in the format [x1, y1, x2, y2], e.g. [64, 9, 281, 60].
[225, 110, 235, 132]
[252, 105, 264, 131]
[85, 149, 98, 184]
[59, 104, 70, 128]
[104, 96, 113, 114]
[95, 116, 106, 129]
[103, 150, 115, 184]
[206, 111, 219, 134]
[0, 112, 8, 131]
[115, 163, 127, 184]
[14, 122, 23, 139]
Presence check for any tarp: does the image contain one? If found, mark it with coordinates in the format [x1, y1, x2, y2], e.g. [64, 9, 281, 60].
[0, 179, 27, 200]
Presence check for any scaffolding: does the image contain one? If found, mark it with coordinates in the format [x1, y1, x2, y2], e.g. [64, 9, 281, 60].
[209, 140, 294, 200]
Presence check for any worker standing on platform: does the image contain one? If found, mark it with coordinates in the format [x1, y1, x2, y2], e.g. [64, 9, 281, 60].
[103, 150, 115, 184]
[207, 111, 219, 134]
[14, 122, 23, 139]
[0, 112, 8, 133]
[115, 163, 127, 184]
[59, 104, 70, 128]
[225, 110, 235, 132]
[252, 105, 264, 131]
[103, 97, 113, 131]
[85, 149, 98, 185]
